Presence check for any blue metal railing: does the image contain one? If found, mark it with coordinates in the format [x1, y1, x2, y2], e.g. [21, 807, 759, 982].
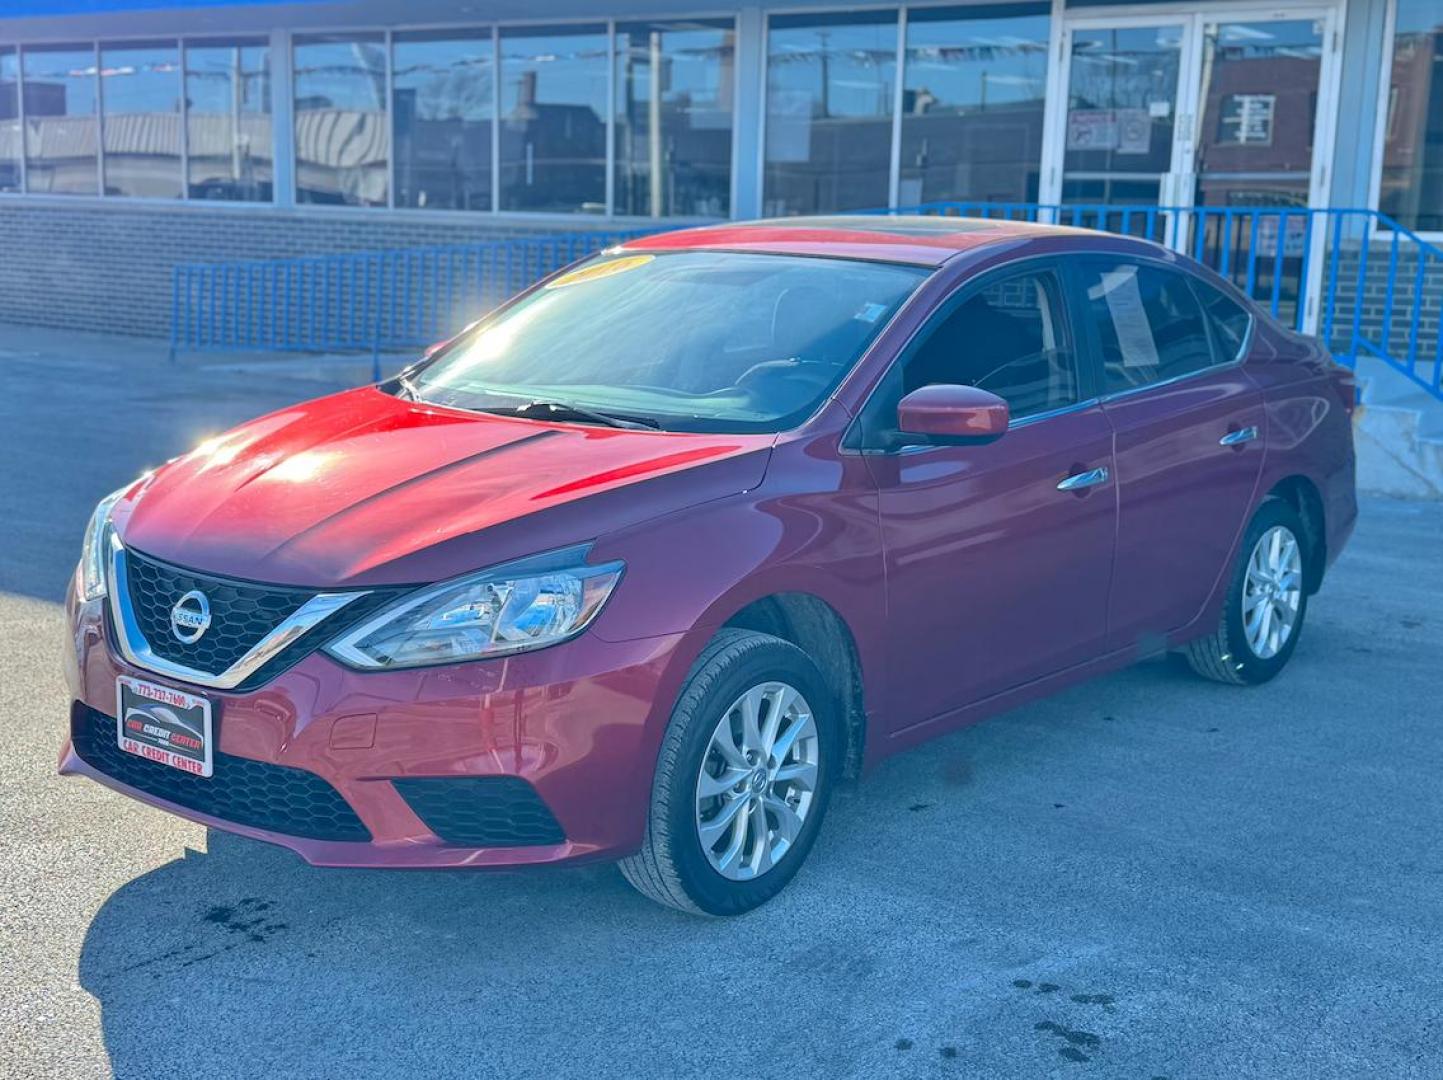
[887, 203, 1443, 401]
[169, 228, 657, 370]
[169, 205, 1442, 401]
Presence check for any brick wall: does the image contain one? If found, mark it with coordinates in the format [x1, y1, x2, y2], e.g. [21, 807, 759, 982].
[1326, 248, 1443, 368]
[0, 200, 589, 341]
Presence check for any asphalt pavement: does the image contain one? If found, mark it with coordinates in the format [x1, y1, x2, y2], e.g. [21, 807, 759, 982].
[3, 327, 1442, 1079]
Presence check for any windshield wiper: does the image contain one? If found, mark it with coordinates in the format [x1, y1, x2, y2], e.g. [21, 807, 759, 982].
[394, 373, 421, 401]
[504, 400, 662, 431]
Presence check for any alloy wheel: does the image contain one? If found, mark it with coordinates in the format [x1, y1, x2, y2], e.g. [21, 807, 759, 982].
[695, 681, 819, 881]
[1242, 525, 1303, 660]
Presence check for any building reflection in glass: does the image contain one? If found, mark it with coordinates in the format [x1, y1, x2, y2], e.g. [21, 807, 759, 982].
[294, 34, 388, 207]
[186, 39, 271, 202]
[22, 44, 99, 196]
[1382, 0, 1443, 233]
[499, 26, 608, 214]
[899, 5, 1049, 207]
[614, 20, 734, 218]
[393, 30, 492, 212]
[1193, 19, 1323, 210]
[764, 11, 898, 216]
[1, 49, 22, 192]
[101, 40, 182, 200]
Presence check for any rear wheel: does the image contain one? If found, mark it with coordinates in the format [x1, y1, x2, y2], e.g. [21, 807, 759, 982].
[1183, 499, 1310, 685]
[619, 629, 839, 916]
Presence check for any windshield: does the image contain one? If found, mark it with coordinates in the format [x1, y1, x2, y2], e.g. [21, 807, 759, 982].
[402, 250, 929, 433]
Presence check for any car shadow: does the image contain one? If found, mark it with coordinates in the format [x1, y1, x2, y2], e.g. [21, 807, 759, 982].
[76, 826, 694, 1078]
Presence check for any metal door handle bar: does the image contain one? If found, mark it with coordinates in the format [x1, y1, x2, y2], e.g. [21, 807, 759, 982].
[1057, 467, 1109, 492]
[1219, 426, 1259, 446]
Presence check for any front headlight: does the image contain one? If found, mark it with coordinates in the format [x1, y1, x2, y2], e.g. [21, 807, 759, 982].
[77, 486, 129, 601]
[324, 545, 624, 670]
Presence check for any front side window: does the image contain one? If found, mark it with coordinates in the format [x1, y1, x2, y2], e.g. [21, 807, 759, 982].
[903, 269, 1079, 418]
[393, 30, 493, 211]
[614, 20, 735, 218]
[101, 39, 182, 199]
[1081, 262, 1215, 393]
[763, 11, 898, 216]
[499, 25, 608, 214]
[294, 34, 388, 207]
[23, 44, 98, 195]
[406, 251, 927, 433]
[186, 38, 272, 202]
[1380, 0, 1443, 233]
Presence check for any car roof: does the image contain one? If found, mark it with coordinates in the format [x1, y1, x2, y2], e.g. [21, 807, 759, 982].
[618, 214, 1100, 268]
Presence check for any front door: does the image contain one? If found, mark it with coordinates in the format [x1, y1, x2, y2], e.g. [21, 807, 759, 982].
[856, 262, 1116, 733]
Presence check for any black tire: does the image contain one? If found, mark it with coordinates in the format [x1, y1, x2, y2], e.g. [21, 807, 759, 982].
[1183, 498, 1311, 685]
[619, 628, 840, 916]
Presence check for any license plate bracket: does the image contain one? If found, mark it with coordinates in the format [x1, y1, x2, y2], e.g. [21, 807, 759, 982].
[116, 676, 214, 778]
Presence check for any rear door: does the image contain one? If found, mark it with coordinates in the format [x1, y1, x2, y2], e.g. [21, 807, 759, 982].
[1074, 258, 1265, 652]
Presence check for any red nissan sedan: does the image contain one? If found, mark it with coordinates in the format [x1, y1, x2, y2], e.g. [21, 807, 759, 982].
[61, 217, 1357, 915]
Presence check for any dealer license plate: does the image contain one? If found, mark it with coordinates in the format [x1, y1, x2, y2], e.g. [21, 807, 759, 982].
[116, 676, 214, 778]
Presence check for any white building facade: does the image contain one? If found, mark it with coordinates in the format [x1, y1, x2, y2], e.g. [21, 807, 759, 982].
[0, 0, 1438, 342]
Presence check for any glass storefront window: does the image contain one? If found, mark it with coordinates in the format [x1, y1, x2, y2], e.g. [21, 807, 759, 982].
[185, 39, 272, 202]
[1, 49, 20, 193]
[1381, 0, 1443, 233]
[393, 30, 493, 212]
[499, 25, 608, 214]
[101, 40, 182, 199]
[899, 5, 1049, 207]
[294, 34, 388, 207]
[614, 20, 735, 218]
[764, 11, 898, 216]
[22, 44, 99, 196]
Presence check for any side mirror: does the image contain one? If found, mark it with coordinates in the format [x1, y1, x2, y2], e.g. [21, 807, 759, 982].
[896, 384, 1009, 445]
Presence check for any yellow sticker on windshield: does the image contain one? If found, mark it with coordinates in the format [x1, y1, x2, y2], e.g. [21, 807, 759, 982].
[546, 254, 654, 289]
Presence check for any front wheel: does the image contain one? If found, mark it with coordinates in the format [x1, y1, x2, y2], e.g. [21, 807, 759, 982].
[1183, 498, 1310, 685]
[619, 629, 839, 916]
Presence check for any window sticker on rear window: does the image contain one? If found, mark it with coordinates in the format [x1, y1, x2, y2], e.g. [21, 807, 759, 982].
[1094, 266, 1160, 369]
[854, 301, 888, 324]
[546, 254, 655, 289]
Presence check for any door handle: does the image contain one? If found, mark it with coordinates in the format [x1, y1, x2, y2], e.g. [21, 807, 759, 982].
[1057, 466, 1109, 492]
[1219, 425, 1259, 447]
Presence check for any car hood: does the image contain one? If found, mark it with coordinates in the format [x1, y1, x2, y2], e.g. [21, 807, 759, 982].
[114, 387, 774, 588]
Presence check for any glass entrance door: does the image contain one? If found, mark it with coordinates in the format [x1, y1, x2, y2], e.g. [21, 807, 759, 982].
[1191, 17, 1328, 209]
[1056, 21, 1190, 208]
[1046, 7, 1340, 222]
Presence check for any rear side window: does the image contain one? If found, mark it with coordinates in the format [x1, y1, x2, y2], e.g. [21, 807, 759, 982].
[1080, 262, 1214, 394]
[1194, 280, 1253, 363]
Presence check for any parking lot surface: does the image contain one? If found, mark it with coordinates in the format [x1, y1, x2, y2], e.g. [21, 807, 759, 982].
[3, 329, 1442, 1079]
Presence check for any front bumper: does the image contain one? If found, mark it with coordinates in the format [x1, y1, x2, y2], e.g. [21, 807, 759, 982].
[60, 588, 688, 868]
